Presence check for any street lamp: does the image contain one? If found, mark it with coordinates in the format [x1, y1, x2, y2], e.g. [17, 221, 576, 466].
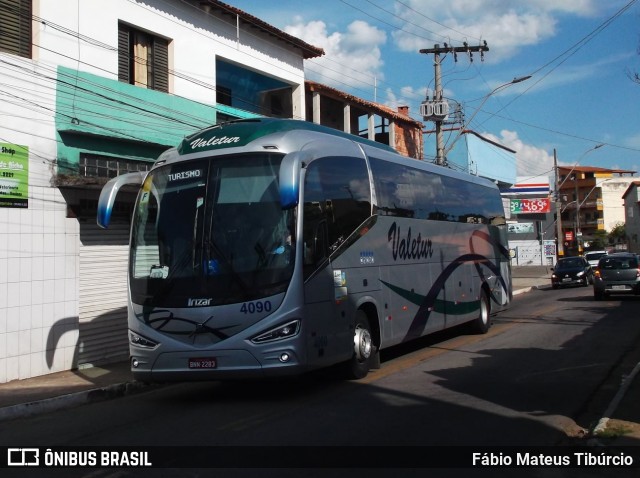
[579, 178, 612, 209]
[442, 75, 531, 158]
[555, 144, 605, 257]
[560, 200, 577, 214]
[557, 143, 604, 190]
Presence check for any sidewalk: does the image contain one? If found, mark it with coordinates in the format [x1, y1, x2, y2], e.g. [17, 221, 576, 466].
[0, 266, 637, 446]
[511, 264, 552, 294]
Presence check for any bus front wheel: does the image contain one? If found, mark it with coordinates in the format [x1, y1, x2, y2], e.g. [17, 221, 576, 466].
[343, 310, 374, 380]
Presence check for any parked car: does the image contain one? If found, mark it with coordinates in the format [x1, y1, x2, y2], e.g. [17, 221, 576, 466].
[551, 256, 593, 289]
[593, 252, 640, 300]
[584, 250, 607, 268]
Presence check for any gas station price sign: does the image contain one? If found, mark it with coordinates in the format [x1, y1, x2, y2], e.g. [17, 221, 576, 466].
[510, 198, 550, 214]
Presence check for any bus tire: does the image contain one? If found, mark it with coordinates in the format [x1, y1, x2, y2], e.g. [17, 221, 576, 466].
[343, 310, 374, 380]
[470, 292, 491, 334]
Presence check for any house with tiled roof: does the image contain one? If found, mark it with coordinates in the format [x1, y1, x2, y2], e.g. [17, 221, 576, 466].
[0, 0, 325, 382]
[305, 81, 424, 159]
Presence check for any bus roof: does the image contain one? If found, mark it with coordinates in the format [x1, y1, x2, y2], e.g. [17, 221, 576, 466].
[176, 118, 397, 156]
[169, 118, 498, 192]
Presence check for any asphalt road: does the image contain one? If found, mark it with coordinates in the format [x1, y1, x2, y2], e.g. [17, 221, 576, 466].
[2, 285, 640, 477]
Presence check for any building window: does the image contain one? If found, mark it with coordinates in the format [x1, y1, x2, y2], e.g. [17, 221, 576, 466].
[118, 23, 169, 92]
[79, 154, 151, 179]
[217, 86, 232, 107]
[0, 0, 32, 58]
[216, 58, 293, 117]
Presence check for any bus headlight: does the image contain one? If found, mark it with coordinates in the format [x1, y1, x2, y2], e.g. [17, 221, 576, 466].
[251, 320, 300, 344]
[129, 331, 159, 348]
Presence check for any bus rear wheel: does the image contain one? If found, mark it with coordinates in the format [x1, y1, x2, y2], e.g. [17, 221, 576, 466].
[343, 310, 374, 380]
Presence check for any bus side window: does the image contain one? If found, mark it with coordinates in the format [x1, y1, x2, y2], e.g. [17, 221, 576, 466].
[302, 155, 371, 279]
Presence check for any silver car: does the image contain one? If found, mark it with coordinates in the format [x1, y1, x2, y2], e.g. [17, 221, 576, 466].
[584, 250, 607, 268]
[593, 253, 640, 300]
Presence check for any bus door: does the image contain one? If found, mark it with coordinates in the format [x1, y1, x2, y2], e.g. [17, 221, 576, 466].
[302, 213, 348, 366]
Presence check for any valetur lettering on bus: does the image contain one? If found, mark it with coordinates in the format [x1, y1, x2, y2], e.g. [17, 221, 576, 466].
[190, 135, 241, 149]
[388, 222, 434, 261]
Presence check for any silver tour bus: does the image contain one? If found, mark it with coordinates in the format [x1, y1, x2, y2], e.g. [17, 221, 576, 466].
[97, 118, 512, 381]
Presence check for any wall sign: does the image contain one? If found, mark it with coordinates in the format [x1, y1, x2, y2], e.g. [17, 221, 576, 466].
[0, 143, 28, 208]
[508, 223, 534, 234]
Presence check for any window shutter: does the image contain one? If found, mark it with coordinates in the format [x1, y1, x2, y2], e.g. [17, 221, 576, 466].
[118, 24, 130, 84]
[153, 37, 169, 93]
[0, 0, 32, 58]
[17, 0, 30, 57]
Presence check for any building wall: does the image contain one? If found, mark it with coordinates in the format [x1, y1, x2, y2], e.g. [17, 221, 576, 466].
[509, 239, 553, 267]
[624, 185, 640, 253]
[601, 178, 636, 231]
[36, 0, 307, 108]
[393, 121, 423, 159]
[0, 53, 78, 382]
[0, 187, 79, 382]
[0, 0, 310, 383]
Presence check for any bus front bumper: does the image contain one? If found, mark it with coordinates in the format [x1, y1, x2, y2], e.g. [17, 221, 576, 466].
[130, 348, 306, 382]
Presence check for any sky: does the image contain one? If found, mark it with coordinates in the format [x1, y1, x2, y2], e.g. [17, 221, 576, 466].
[226, 0, 640, 182]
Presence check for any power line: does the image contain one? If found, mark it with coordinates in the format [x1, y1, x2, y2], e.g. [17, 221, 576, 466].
[488, 0, 638, 118]
[394, 0, 482, 42]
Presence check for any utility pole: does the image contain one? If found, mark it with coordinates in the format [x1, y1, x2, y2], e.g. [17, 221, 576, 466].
[554, 148, 565, 258]
[575, 174, 583, 254]
[420, 42, 489, 166]
[433, 47, 444, 165]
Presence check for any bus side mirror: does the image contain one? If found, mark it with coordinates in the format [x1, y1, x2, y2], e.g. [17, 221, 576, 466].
[97, 171, 145, 228]
[279, 152, 304, 209]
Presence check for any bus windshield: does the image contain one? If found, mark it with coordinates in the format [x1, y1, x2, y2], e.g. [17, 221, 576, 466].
[130, 153, 294, 307]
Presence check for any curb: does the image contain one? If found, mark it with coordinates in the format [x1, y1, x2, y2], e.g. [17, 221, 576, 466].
[591, 359, 640, 440]
[513, 286, 534, 296]
[0, 381, 153, 423]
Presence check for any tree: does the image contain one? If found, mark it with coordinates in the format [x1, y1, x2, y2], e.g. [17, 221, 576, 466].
[588, 230, 608, 249]
[608, 222, 626, 246]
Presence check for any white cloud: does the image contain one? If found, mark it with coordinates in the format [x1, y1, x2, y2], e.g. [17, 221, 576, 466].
[390, 0, 598, 62]
[284, 20, 387, 89]
[482, 130, 554, 178]
[384, 85, 428, 109]
[624, 132, 640, 149]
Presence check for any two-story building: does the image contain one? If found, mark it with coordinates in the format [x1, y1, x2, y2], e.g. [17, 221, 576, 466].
[0, 0, 327, 382]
